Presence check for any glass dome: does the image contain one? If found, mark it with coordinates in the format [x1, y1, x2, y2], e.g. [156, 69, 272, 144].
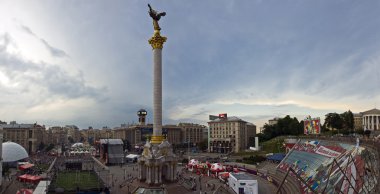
[2, 141, 29, 162]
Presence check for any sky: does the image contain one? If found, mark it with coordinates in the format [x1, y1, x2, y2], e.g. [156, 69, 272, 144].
[0, 0, 380, 130]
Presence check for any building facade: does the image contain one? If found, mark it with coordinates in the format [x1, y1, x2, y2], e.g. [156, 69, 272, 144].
[1, 122, 46, 154]
[245, 123, 257, 148]
[268, 117, 280, 126]
[208, 114, 256, 153]
[178, 123, 207, 145]
[353, 108, 380, 131]
[49, 126, 67, 146]
[354, 113, 363, 130]
[111, 124, 182, 149]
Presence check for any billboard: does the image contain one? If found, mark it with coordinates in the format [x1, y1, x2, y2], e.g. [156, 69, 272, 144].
[304, 116, 321, 134]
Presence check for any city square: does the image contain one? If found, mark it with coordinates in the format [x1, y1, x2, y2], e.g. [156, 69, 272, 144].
[1, 1, 380, 194]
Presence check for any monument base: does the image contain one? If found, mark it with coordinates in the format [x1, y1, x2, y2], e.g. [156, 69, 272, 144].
[138, 139, 177, 185]
[150, 135, 164, 144]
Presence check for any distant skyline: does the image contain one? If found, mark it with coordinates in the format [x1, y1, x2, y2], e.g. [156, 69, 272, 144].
[0, 1, 380, 129]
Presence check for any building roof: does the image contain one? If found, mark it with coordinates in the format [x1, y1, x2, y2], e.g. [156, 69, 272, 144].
[99, 139, 123, 145]
[230, 172, 256, 180]
[208, 116, 246, 123]
[361, 108, 380, 115]
[2, 141, 29, 162]
[0, 124, 35, 129]
[247, 122, 256, 126]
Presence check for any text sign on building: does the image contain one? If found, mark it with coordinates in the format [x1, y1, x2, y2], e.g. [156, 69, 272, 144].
[219, 113, 227, 119]
[304, 116, 321, 135]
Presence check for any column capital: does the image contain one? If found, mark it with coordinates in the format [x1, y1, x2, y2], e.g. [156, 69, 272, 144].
[149, 30, 167, 49]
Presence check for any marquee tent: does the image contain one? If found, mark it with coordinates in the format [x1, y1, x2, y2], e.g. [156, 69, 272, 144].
[210, 163, 224, 173]
[16, 189, 33, 194]
[19, 163, 34, 171]
[17, 174, 42, 184]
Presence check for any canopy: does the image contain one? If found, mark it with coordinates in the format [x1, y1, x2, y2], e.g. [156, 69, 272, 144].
[188, 159, 199, 167]
[71, 143, 83, 148]
[19, 163, 34, 171]
[2, 142, 29, 162]
[16, 189, 33, 194]
[126, 154, 139, 159]
[17, 174, 42, 184]
[211, 163, 224, 172]
[197, 163, 209, 169]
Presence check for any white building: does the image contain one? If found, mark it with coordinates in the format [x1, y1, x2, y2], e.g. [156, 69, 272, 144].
[228, 172, 258, 194]
[361, 108, 380, 131]
[353, 108, 380, 131]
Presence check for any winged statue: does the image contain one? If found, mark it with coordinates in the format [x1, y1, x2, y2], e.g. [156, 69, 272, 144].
[148, 4, 166, 31]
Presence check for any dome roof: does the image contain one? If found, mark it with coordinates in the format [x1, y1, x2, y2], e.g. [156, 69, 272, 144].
[2, 141, 29, 162]
[137, 109, 147, 115]
[71, 142, 84, 148]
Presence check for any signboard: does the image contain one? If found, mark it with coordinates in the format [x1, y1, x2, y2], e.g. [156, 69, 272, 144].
[219, 113, 227, 119]
[304, 116, 321, 135]
[315, 146, 341, 158]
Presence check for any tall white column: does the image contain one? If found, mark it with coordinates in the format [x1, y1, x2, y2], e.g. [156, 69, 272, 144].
[153, 49, 163, 138]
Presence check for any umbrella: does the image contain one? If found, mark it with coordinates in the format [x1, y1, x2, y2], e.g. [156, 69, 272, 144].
[16, 189, 33, 194]
[188, 159, 199, 167]
[210, 163, 224, 172]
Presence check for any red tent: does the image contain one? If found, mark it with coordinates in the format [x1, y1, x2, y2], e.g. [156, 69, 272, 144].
[28, 175, 42, 184]
[19, 163, 34, 171]
[218, 172, 230, 180]
[16, 189, 33, 194]
[17, 174, 42, 184]
[17, 174, 28, 181]
[210, 163, 224, 173]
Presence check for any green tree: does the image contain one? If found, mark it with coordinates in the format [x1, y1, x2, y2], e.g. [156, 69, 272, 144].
[324, 110, 354, 134]
[341, 110, 354, 131]
[68, 136, 75, 144]
[198, 139, 208, 151]
[261, 116, 304, 141]
[38, 142, 45, 151]
[123, 139, 131, 151]
[324, 113, 343, 131]
[45, 143, 55, 152]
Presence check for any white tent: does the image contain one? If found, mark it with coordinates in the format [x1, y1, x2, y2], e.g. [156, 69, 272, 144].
[126, 154, 139, 159]
[2, 142, 29, 162]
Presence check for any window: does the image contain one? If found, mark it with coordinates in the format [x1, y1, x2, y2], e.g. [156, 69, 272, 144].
[29, 130, 33, 138]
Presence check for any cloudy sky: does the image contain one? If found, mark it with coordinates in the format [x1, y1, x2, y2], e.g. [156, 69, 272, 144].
[0, 0, 379, 130]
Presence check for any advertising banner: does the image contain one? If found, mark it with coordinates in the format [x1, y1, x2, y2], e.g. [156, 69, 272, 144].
[315, 146, 341, 158]
[304, 116, 321, 135]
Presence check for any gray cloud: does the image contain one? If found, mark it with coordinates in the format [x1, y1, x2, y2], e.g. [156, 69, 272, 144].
[0, 33, 105, 102]
[20, 24, 68, 58]
[39, 38, 68, 58]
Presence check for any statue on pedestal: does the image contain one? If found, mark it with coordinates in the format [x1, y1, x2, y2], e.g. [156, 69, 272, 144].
[148, 4, 166, 31]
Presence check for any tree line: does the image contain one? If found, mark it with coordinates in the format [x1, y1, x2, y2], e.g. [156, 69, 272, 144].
[258, 115, 304, 142]
[258, 110, 359, 143]
[323, 110, 360, 134]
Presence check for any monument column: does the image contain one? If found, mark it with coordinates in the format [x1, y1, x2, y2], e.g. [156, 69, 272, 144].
[149, 27, 167, 144]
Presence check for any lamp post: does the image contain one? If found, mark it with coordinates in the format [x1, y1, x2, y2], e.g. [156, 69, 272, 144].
[188, 139, 190, 161]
